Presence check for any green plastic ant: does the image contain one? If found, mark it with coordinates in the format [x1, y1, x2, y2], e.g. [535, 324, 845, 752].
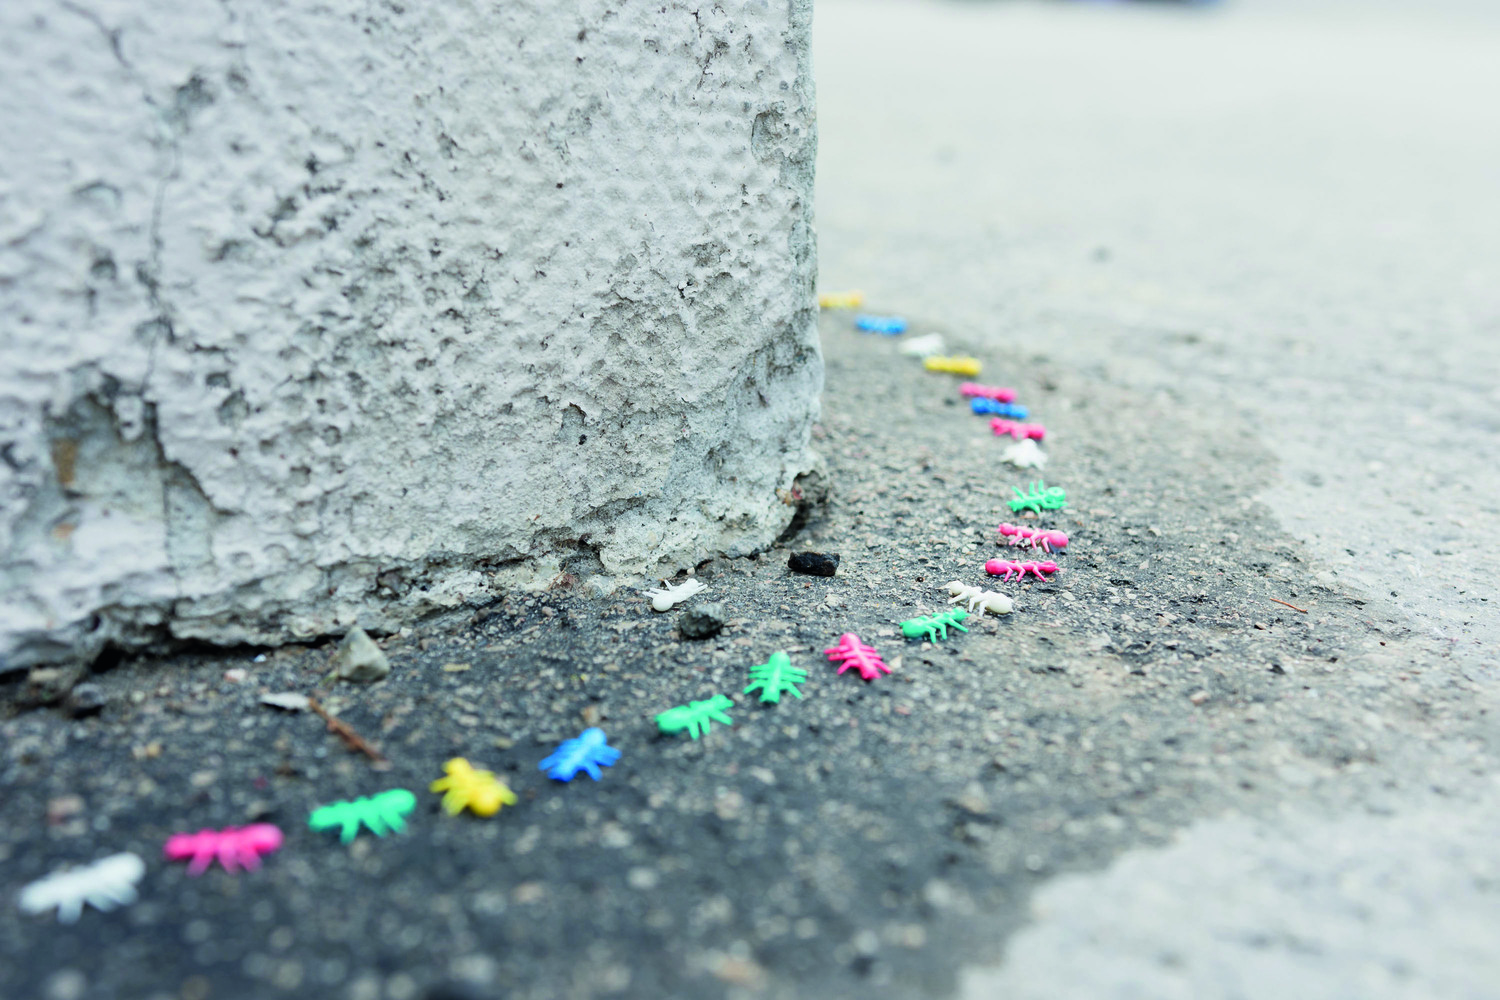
[1009, 480, 1067, 514]
[744, 652, 808, 704]
[308, 789, 417, 843]
[656, 695, 734, 739]
[900, 607, 970, 642]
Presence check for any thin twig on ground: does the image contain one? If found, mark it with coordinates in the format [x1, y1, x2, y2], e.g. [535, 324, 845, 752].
[1268, 597, 1309, 614]
[306, 696, 387, 764]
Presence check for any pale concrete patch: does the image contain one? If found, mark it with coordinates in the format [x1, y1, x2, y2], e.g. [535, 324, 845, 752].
[961, 783, 1500, 1000]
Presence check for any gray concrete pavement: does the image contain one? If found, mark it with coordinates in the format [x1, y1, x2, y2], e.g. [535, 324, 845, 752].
[961, 779, 1500, 1000]
[811, 0, 1500, 995]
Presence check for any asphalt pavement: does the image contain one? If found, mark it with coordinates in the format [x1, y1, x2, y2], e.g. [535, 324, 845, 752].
[811, 0, 1500, 995]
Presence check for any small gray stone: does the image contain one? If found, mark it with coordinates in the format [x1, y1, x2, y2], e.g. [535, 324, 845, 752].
[330, 627, 392, 683]
[64, 682, 108, 718]
[679, 602, 726, 640]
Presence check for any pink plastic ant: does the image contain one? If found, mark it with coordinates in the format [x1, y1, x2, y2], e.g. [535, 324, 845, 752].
[990, 418, 1046, 441]
[960, 382, 1017, 403]
[985, 559, 1060, 581]
[824, 633, 891, 681]
[997, 523, 1069, 553]
[164, 824, 284, 875]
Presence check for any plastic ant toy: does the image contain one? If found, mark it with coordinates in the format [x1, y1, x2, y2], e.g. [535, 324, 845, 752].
[990, 418, 1046, 441]
[1001, 439, 1047, 470]
[985, 559, 1060, 581]
[818, 291, 864, 309]
[1009, 480, 1067, 513]
[970, 398, 1029, 419]
[824, 633, 890, 681]
[899, 608, 970, 642]
[539, 728, 621, 782]
[924, 356, 982, 376]
[18, 854, 145, 923]
[959, 383, 1016, 402]
[656, 695, 734, 739]
[431, 759, 517, 817]
[309, 790, 417, 843]
[744, 652, 807, 704]
[900, 333, 946, 357]
[997, 523, 1069, 553]
[643, 578, 708, 612]
[855, 315, 908, 334]
[164, 824, 284, 875]
[945, 582, 1014, 615]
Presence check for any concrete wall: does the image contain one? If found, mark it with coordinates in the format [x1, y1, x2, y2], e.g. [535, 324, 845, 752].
[0, 0, 820, 669]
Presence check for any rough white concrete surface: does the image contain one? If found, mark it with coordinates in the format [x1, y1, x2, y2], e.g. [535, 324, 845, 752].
[0, 0, 820, 667]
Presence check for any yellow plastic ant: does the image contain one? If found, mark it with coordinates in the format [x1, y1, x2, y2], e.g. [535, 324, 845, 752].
[818, 290, 864, 309]
[923, 356, 982, 376]
[430, 758, 517, 817]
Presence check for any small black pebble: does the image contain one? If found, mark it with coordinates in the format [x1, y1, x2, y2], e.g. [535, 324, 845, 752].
[679, 602, 726, 640]
[788, 551, 839, 577]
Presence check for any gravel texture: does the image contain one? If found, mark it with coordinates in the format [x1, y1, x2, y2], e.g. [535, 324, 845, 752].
[2, 309, 1487, 1000]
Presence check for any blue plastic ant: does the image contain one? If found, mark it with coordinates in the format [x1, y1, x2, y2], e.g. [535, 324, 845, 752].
[970, 398, 1029, 419]
[855, 315, 908, 335]
[539, 728, 621, 782]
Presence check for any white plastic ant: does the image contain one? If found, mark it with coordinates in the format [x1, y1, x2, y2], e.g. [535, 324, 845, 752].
[642, 578, 708, 612]
[1001, 439, 1047, 470]
[18, 853, 146, 923]
[899, 333, 945, 358]
[945, 581, 1014, 615]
